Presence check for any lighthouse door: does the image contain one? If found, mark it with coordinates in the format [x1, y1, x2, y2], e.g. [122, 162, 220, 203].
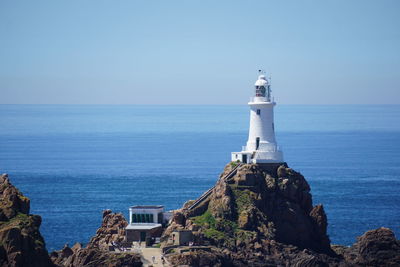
[242, 154, 247, 163]
[256, 137, 260, 150]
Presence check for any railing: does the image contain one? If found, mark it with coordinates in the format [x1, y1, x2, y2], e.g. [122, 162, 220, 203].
[257, 143, 281, 152]
[253, 151, 283, 160]
[249, 96, 271, 103]
[243, 143, 282, 153]
[186, 163, 242, 211]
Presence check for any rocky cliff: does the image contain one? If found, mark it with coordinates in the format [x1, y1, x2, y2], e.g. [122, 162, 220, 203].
[162, 163, 400, 266]
[87, 209, 127, 250]
[0, 174, 54, 267]
[0, 174, 142, 267]
[50, 210, 142, 267]
[50, 242, 142, 267]
[333, 227, 400, 266]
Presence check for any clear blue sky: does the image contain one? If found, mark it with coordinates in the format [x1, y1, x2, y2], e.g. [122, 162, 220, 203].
[1, 0, 399, 104]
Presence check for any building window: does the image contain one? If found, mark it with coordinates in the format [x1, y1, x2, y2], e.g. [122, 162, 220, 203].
[256, 137, 260, 150]
[256, 109, 261, 115]
[132, 214, 154, 223]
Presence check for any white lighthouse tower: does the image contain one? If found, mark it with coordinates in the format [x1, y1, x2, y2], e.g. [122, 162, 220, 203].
[231, 72, 284, 164]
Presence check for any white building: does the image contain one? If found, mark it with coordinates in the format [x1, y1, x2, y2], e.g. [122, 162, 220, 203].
[125, 205, 172, 243]
[231, 73, 284, 164]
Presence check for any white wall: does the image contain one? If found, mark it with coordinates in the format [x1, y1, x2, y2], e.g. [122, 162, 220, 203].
[246, 102, 276, 151]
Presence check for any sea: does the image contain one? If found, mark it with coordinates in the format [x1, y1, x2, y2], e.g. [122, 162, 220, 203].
[0, 105, 399, 251]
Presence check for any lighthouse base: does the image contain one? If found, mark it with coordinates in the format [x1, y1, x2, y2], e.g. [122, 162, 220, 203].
[231, 150, 284, 164]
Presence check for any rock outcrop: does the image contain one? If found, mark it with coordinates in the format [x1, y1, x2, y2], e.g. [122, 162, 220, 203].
[167, 249, 230, 267]
[0, 173, 141, 267]
[50, 244, 142, 267]
[0, 174, 54, 267]
[87, 209, 127, 250]
[51, 210, 142, 267]
[334, 227, 400, 266]
[194, 163, 331, 251]
[161, 163, 400, 266]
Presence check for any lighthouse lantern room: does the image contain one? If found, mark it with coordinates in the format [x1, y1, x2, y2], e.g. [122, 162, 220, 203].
[231, 72, 284, 164]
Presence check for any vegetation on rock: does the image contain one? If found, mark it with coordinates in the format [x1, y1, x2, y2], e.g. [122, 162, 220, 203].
[0, 174, 54, 267]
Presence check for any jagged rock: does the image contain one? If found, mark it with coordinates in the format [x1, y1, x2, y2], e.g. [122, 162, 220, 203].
[172, 210, 186, 226]
[50, 245, 142, 267]
[70, 242, 82, 253]
[277, 165, 287, 178]
[162, 163, 340, 265]
[207, 179, 234, 219]
[228, 239, 343, 267]
[60, 244, 73, 258]
[0, 174, 30, 221]
[87, 210, 127, 250]
[177, 163, 332, 254]
[162, 163, 400, 266]
[167, 249, 230, 267]
[50, 211, 143, 267]
[102, 209, 112, 218]
[337, 227, 400, 266]
[0, 174, 54, 267]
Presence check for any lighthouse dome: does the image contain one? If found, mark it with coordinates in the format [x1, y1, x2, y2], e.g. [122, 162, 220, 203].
[255, 75, 268, 86]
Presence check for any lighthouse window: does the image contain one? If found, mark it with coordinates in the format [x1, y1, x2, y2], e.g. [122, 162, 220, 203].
[256, 86, 266, 97]
[256, 109, 261, 115]
[256, 137, 260, 150]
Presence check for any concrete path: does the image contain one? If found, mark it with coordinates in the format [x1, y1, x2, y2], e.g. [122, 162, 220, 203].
[140, 247, 167, 267]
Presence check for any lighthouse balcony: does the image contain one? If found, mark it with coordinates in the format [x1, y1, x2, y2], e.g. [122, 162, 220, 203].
[242, 143, 282, 152]
[249, 96, 272, 103]
[252, 150, 284, 163]
[232, 143, 284, 163]
[231, 150, 283, 164]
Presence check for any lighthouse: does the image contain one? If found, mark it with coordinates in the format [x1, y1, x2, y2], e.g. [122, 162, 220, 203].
[231, 72, 284, 164]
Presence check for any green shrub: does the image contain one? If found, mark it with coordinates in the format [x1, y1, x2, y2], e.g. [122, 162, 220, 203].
[231, 188, 253, 213]
[204, 228, 226, 240]
[192, 210, 216, 228]
[230, 161, 238, 167]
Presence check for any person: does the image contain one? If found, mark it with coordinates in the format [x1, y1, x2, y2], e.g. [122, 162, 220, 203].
[161, 256, 165, 265]
[151, 255, 155, 263]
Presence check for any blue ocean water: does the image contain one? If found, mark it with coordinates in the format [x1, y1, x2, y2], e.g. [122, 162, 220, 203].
[0, 105, 399, 251]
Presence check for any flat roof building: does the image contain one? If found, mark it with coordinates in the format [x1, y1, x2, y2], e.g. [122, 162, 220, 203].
[125, 205, 172, 244]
